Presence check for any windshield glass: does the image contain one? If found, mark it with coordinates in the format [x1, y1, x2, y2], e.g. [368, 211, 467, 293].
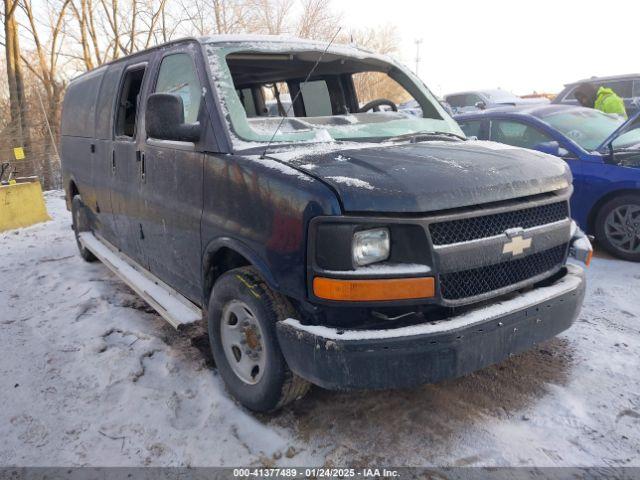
[483, 90, 520, 103]
[543, 108, 640, 151]
[204, 42, 463, 149]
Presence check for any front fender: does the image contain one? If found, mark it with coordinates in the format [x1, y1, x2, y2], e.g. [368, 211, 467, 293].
[201, 236, 279, 305]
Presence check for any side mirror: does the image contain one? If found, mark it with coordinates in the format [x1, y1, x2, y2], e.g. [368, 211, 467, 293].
[475, 101, 487, 110]
[146, 93, 201, 142]
[533, 140, 561, 156]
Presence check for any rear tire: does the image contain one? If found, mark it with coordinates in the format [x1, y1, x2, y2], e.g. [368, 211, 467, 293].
[208, 266, 310, 412]
[71, 195, 97, 262]
[595, 194, 640, 262]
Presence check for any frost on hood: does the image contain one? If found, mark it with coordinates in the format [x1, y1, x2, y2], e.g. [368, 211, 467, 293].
[243, 156, 314, 182]
[325, 176, 374, 190]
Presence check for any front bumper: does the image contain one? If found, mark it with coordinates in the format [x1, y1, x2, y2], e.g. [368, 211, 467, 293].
[276, 264, 585, 390]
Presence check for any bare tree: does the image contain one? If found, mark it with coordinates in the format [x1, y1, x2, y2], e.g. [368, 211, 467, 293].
[296, 0, 339, 39]
[0, 0, 410, 190]
[347, 24, 410, 105]
[240, 0, 292, 35]
[3, 0, 30, 152]
[20, 0, 72, 188]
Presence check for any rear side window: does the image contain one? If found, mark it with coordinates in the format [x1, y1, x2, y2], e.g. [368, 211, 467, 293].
[155, 53, 202, 123]
[115, 66, 146, 138]
[490, 120, 552, 149]
[601, 80, 633, 98]
[95, 64, 124, 139]
[566, 80, 634, 100]
[61, 69, 103, 138]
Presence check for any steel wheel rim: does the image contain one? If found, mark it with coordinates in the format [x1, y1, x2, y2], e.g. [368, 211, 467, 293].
[604, 204, 640, 254]
[220, 300, 266, 385]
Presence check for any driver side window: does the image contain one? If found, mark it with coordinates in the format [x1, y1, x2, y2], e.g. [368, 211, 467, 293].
[155, 53, 202, 123]
[352, 71, 411, 111]
[490, 120, 552, 149]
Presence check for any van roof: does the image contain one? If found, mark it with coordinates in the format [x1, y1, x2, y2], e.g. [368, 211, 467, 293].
[68, 35, 379, 84]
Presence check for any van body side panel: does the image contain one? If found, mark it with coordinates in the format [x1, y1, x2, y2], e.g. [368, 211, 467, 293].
[111, 141, 145, 264]
[60, 68, 104, 214]
[132, 44, 208, 304]
[92, 63, 125, 244]
[201, 154, 341, 302]
[110, 58, 153, 268]
[60, 135, 95, 205]
[139, 144, 204, 303]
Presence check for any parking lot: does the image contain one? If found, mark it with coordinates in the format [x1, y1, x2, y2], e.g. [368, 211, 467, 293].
[0, 191, 637, 467]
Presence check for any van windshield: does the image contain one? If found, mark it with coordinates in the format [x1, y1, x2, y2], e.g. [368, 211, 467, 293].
[204, 42, 463, 149]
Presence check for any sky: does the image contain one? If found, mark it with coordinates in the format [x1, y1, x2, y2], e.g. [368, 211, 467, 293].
[338, 0, 638, 97]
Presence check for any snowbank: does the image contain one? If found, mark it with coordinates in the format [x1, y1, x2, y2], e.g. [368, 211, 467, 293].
[1, 192, 639, 467]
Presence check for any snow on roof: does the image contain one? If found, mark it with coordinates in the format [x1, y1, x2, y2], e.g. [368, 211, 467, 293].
[72, 34, 385, 84]
[201, 34, 350, 47]
[201, 34, 388, 62]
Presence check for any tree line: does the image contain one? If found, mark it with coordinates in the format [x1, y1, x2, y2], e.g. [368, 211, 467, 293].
[1, 0, 401, 189]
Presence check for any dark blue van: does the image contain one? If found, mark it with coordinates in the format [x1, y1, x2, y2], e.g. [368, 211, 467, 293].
[60, 36, 590, 412]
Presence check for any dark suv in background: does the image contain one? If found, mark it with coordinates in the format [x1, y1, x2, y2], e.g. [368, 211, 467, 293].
[553, 74, 640, 116]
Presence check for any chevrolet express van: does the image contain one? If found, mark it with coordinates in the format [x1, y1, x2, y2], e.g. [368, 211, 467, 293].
[61, 36, 591, 412]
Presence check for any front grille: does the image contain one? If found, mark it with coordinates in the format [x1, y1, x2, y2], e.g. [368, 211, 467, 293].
[439, 243, 568, 300]
[429, 201, 569, 245]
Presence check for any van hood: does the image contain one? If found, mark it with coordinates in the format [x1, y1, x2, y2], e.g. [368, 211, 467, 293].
[268, 140, 571, 213]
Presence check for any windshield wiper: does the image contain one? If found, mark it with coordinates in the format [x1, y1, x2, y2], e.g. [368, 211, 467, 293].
[386, 130, 466, 143]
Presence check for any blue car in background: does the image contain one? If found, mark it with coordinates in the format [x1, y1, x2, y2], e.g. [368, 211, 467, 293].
[455, 105, 640, 261]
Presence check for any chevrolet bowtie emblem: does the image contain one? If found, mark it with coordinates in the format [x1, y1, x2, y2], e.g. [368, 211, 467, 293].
[502, 234, 532, 256]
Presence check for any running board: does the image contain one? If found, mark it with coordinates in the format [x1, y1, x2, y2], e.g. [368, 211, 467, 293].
[78, 232, 202, 329]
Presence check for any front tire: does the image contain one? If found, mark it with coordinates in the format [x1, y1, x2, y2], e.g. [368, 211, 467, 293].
[595, 194, 640, 262]
[71, 195, 97, 262]
[208, 266, 310, 412]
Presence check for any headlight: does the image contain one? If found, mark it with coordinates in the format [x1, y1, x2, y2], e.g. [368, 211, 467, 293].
[352, 228, 390, 267]
[569, 222, 593, 266]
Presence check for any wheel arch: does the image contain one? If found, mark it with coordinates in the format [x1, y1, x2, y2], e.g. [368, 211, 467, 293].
[201, 238, 279, 308]
[587, 188, 640, 234]
[67, 177, 80, 210]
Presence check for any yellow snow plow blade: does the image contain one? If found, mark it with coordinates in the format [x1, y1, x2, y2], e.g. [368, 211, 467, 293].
[0, 178, 50, 232]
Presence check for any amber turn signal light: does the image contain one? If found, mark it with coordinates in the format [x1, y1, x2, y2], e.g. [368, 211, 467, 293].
[313, 276, 435, 302]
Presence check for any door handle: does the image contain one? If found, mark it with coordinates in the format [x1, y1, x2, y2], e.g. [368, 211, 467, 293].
[111, 150, 116, 174]
[138, 151, 146, 181]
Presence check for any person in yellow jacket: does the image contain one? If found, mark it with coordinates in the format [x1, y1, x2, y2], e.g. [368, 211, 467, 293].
[574, 83, 627, 118]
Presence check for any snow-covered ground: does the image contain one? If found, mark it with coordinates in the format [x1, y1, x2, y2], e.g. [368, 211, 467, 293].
[1, 191, 639, 467]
